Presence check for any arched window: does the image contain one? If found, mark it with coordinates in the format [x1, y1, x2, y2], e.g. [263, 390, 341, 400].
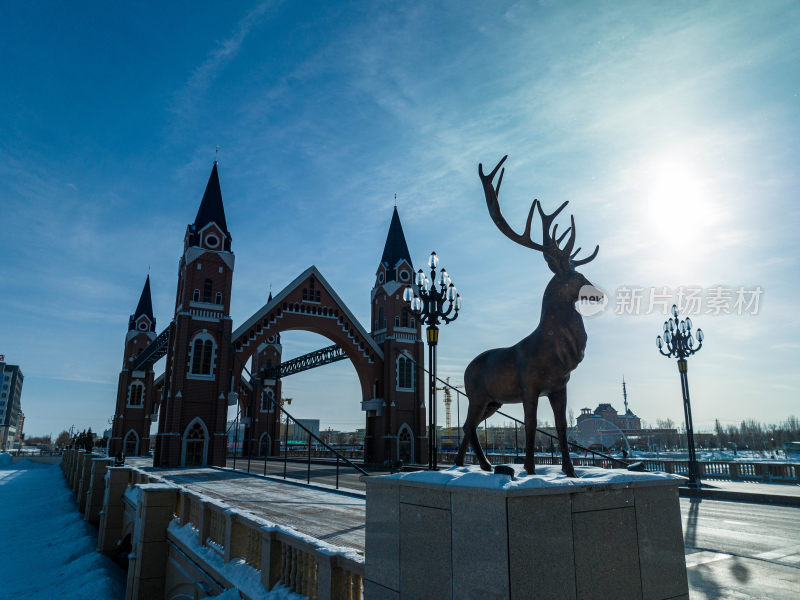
[203, 279, 212, 303]
[192, 289, 200, 302]
[378, 307, 384, 330]
[215, 291, 223, 305]
[397, 356, 414, 390]
[182, 418, 208, 467]
[261, 389, 274, 412]
[394, 315, 400, 328]
[189, 333, 216, 376]
[398, 424, 413, 463]
[127, 382, 145, 407]
[124, 430, 139, 456]
[401, 309, 410, 328]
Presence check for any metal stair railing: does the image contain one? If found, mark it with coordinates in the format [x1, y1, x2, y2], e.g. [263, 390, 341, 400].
[223, 332, 368, 488]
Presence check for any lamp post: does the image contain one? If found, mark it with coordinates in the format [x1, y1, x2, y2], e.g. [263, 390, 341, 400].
[404, 251, 462, 470]
[657, 304, 704, 488]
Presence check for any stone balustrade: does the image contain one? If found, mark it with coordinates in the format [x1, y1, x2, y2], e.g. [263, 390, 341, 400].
[59, 448, 364, 599]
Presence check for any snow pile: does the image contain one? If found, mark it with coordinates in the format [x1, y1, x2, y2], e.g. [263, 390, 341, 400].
[0, 459, 126, 599]
[386, 464, 679, 490]
[0, 452, 12, 468]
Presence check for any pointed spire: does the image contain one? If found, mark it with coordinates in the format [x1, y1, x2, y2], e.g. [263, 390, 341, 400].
[193, 162, 229, 237]
[130, 275, 155, 331]
[380, 207, 412, 281]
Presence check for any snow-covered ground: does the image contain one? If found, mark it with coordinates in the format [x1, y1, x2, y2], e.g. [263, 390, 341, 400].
[0, 454, 312, 599]
[0, 453, 126, 599]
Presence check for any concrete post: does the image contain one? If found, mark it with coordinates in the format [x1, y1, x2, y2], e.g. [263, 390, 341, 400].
[85, 458, 114, 526]
[315, 554, 334, 600]
[728, 462, 739, 480]
[98, 467, 133, 554]
[126, 483, 179, 600]
[260, 529, 282, 591]
[77, 453, 97, 513]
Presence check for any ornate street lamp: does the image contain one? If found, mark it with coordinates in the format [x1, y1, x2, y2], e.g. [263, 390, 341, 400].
[403, 251, 462, 470]
[657, 305, 704, 488]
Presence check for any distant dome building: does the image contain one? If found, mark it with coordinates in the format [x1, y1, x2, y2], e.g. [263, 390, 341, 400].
[577, 403, 642, 432]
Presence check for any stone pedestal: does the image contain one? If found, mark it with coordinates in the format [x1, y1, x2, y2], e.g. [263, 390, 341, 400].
[364, 465, 688, 600]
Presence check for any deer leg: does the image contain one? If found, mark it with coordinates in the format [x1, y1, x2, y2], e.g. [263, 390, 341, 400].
[522, 395, 540, 475]
[460, 400, 493, 471]
[549, 388, 577, 478]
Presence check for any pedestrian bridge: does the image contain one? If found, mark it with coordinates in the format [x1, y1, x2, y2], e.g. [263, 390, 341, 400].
[61, 449, 365, 599]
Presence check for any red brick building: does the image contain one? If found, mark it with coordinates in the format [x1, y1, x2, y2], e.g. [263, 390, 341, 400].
[117, 163, 426, 467]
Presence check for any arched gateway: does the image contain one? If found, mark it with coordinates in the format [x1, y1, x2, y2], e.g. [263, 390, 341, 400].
[229, 263, 425, 465]
[121, 163, 426, 468]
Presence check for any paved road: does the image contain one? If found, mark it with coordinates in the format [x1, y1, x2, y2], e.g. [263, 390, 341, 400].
[139, 460, 800, 598]
[682, 497, 800, 599]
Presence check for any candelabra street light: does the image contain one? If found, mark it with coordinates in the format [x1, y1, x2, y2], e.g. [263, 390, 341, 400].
[404, 251, 462, 470]
[657, 304, 704, 488]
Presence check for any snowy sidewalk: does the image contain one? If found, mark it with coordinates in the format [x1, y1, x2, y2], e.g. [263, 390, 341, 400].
[0, 454, 126, 599]
[139, 464, 367, 551]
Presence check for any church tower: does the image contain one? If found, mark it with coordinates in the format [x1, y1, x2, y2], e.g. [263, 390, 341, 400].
[244, 296, 282, 457]
[110, 275, 157, 457]
[154, 163, 235, 467]
[368, 207, 425, 464]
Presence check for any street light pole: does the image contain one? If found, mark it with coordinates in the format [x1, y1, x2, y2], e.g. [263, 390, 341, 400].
[657, 304, 704, 488]
[404, 251, 462, 470]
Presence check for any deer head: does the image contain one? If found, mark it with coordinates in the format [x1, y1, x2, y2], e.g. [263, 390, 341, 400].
[479, 155, 600, 305]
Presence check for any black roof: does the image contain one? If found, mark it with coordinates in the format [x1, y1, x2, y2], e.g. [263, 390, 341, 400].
[130, 275, 155, 330]
[193, 162, 229, 237]
[380, 207, 412, 280]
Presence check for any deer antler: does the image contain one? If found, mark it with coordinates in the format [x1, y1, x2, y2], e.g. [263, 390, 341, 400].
[480, 155, 547, 252]
[479, 155, 599, 268]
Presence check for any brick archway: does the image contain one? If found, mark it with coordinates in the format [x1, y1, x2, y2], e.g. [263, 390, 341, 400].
[231, 266, 384, 401]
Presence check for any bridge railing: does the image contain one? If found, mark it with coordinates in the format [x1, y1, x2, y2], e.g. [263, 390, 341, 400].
[175, 486, 364, 599]
[76, 456, 365, 600]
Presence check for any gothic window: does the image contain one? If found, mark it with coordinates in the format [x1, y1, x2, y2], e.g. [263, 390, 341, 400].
[394, 315, 400, 328]
[203, 279, 212, 303]
[189, 334, 216, 376]
[378, 307, 384, 330]
[398, 424, 413, 463]
[397, 356, 414, 390]
[261, 389, 274, 411]
[184, 420, 207, 467]
[215, 292, 223, 305]
[127, 382, 144, 407]
[124, 430, 139, 456]
[192, 289, 200, 302]
[402, 309, 410, 328]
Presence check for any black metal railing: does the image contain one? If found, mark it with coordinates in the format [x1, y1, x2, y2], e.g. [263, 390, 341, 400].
[223, 332, 367, 489]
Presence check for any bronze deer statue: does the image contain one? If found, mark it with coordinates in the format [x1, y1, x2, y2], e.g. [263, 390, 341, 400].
[455, 155, 601, 477]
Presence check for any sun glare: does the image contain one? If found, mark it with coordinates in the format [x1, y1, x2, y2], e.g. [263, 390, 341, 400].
[644, 158, 717, 262]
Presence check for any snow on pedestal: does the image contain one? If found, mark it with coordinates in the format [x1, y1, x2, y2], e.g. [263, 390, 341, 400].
[364, 465, 688, 600]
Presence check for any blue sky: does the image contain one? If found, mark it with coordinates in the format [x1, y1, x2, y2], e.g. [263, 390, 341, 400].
[2, 1, 798, 438]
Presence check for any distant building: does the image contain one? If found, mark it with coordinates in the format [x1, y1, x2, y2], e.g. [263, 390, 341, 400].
[577, 403, 642, 431]
[0, 362, 24, 450]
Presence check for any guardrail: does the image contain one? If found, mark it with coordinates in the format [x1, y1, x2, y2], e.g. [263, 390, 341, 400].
[269, 447, 798, 483]
[96, 457, 364, 599]
[176, 491, 363, 599]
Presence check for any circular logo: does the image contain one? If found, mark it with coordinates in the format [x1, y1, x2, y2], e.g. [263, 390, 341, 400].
[576, 284, 608, 317]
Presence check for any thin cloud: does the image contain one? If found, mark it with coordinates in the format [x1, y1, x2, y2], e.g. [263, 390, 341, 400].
[169, 1, 274, 127]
